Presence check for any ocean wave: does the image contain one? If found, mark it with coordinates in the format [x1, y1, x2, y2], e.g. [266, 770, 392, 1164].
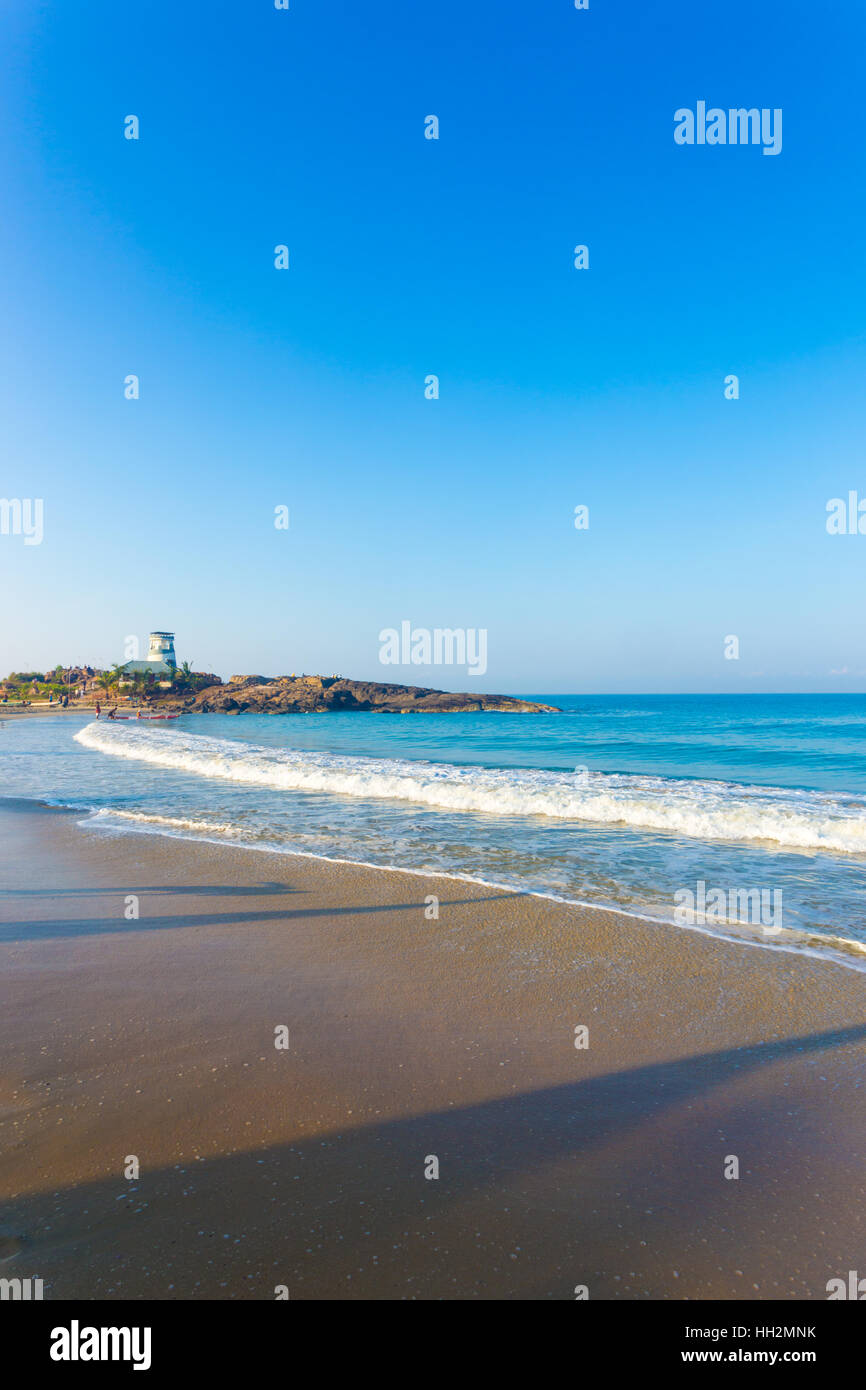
[73, 721, 866, 854]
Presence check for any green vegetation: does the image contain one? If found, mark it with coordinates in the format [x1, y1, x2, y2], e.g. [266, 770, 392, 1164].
[3, 669, 75, 701]
[1, 661, 220, 704]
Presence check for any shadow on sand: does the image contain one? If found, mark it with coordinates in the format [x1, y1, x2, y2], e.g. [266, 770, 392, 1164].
[3, 1022, 865, 1299]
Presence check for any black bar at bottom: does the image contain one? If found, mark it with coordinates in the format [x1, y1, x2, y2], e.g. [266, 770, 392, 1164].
[9, 1298, 857, 1374]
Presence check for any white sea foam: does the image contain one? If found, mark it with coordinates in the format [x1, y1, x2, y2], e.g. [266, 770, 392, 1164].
[89, 807, 243, 836]
[74, 721, 866, 854]
[75, 805, 866, 975]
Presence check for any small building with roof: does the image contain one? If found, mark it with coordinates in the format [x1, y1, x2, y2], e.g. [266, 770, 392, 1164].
[119, 632, 177, 684]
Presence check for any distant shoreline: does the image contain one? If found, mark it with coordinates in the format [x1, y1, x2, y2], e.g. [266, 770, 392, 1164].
[1, 674, 561, 717]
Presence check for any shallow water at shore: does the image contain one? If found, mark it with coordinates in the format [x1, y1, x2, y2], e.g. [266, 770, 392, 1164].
[3, 695, 866, 966]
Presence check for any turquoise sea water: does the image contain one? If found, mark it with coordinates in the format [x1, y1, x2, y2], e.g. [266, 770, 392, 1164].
[3, 695, 866, 966]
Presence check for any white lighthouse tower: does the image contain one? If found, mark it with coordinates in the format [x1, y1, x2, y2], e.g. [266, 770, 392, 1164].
[146, 632, 177, 671]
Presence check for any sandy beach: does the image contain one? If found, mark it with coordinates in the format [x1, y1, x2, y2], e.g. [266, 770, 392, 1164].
[1, 797, 864, 1300]
[0, 703, 101, 718]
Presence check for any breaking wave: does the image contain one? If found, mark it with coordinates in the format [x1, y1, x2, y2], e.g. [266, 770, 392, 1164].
[74, 721, 866, 854]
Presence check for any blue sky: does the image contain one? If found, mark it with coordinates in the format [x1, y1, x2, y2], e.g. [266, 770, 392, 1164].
[1, 0, 864, 692]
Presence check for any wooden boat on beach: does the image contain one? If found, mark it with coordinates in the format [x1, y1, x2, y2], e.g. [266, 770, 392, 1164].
[98, 713, 180, 721]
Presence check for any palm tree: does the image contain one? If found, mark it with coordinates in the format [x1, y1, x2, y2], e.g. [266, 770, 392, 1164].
[96, 664, 124, 698]
[173, 660, 194, 691]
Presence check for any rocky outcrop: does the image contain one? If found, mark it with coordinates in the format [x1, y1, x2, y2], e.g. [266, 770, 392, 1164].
[153, 675, 558, 715]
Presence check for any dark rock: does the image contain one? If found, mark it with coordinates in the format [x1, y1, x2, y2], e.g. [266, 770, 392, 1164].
[155, 676, 559, 715]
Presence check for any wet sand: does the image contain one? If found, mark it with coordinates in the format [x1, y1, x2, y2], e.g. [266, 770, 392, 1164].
[1, 798, 864, 1300]
[0, 704, 98, 718]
